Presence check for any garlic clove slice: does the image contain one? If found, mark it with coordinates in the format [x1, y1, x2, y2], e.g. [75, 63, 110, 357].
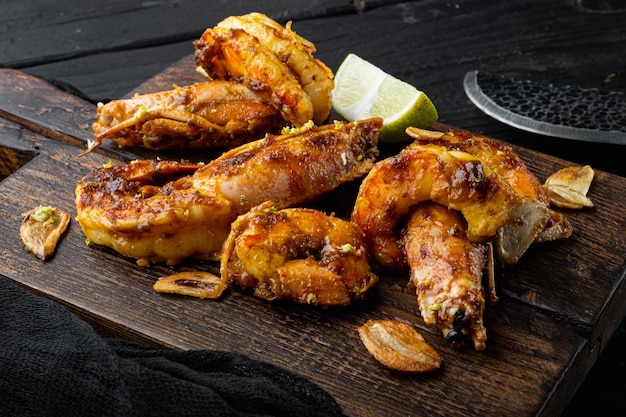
[153, 271, 226, 299]
[20, 206, 70, 261]
[544, 165, 595, 209]
[357, 319, 442, 373]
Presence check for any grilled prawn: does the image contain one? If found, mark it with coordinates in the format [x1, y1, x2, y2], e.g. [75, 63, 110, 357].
[75, 118, 381, 265]
[403, 202, 489, 350]
[350, 142, 549, 271]
[220, 202, 378, 306]
[88, 13, 333, 155]
[195, 13, 334, 126]
[405, 127, 571, 265]
[88, 80, 285, 155]
[214, 12, 334, 125]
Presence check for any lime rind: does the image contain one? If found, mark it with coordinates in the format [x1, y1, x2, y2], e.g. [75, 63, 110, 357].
[331, 53, 439, 142]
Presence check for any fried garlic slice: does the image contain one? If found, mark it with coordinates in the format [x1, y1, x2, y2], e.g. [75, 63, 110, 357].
[544, 165, 595, 209]
[357, 320, 442, 373]
[20, 206, 70, 261]
[153, 271, 226, 299]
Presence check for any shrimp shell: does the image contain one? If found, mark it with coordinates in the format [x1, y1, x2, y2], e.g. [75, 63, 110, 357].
[75, 118, 381, 265]
[405, 127, 570, 263]
[215, 12, 334, 125]
[220, 202, 378, 306]
[89, 80, 285, 154]
[195, 26, 314, 126]
[350, 142, 548, 270]
[403, 202, 488, 350]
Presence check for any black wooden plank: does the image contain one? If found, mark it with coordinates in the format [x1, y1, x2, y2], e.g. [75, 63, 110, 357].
[21, 41, 194, 103]
[12, 1, 625, 178]
[0, 0, 364, 68]
[287, 1, 625, 176]
[2, 0, 626, 415]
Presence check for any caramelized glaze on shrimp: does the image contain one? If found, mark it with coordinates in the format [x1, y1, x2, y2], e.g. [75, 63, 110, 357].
[89, 81, 285, 154]
[75, 118, 381, 265]
[215, 12, 334, 125]
[405, 127, 548, 204]
[403, 202, 488, 350]
[195, 13, 334, 125]
[220, 202, 378, 306]
[350, 143, 548, 270]
[87, 12, 333, 154]
[405, 127, 570, 264]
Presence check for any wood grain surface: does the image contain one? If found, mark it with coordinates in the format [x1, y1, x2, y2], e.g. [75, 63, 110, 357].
[1, 1, 625, 415]
[1, 61, 625, 416]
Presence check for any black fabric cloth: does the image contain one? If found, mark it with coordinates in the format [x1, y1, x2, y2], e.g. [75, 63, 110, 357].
[0, 277, 346, 417]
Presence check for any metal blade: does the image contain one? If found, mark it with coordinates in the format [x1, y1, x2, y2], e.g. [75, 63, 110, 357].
[463, 70, 626, 145]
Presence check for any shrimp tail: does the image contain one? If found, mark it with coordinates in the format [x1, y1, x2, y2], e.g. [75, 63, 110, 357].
[403, 202, 489, 350]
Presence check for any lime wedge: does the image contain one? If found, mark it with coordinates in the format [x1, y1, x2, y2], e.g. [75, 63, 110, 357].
[332, 53, 438, 142]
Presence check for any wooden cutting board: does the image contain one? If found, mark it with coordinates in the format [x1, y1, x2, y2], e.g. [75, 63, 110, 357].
[1, 63, 625, 417]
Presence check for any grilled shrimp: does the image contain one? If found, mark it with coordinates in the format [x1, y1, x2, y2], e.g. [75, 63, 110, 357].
[403, 202, 488, 350]
[75, 118, 381, 265]
[195, 13, 334, 126]
[350, 142, 549, 271]
[87, 80, 285, 154]
[220, 202, 378, 306]
[215, 12, 334, 125]
[405, 127, 570, 265]
[405, 127, 549, 204]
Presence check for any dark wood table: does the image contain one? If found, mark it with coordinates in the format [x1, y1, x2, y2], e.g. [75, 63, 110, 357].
[2, 1, 625, 416]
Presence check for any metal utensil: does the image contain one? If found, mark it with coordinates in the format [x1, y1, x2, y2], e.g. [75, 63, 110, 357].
[463, 70, 626, 145]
